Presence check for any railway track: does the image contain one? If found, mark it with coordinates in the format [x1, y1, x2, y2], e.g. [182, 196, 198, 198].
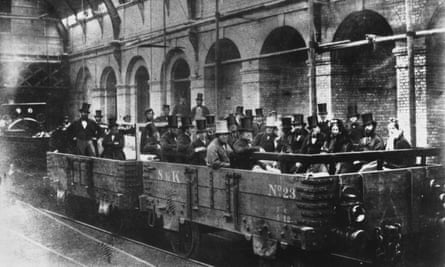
[0, 198, 213, 267]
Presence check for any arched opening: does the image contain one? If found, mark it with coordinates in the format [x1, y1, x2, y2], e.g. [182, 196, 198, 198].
[126, 56, 150, 122]
[205, 38, 241, 117]
[259, 26, 308, 115]
[331, 10, 395, 132]
[171, 58, 191, 112]
[100, 67, 117, 119]
[426, 6, 445, 147]
[72, 67, 93, 115]
[135, 66, 150, 122]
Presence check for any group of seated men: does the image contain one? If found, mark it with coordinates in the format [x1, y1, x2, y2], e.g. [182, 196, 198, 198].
[53, 95, 413, 175]
[140, 97, 412, 174]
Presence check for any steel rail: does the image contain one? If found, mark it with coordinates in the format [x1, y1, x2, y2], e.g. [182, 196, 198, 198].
[29, 203, 213, 267]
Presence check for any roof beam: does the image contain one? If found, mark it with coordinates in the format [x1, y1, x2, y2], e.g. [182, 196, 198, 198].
[102, 0, 121, 40]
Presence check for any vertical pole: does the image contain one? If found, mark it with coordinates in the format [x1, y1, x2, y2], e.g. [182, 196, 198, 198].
[405, 0, 416, 147]
[215, 0, 221, 117]
[163, 0, 168, 106]
[308, 0, 317, 116]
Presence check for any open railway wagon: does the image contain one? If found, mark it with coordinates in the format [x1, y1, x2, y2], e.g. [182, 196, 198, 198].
[47, 148, 444, 265]
[46, 152, 142, 225]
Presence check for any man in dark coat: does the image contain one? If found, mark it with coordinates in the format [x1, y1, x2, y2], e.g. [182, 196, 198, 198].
[160, 115, 178, 162]
[190, 93, 210, 121]
[385, 118, 413, 168]
[291, 114, 309, 153]
[357, 113, 385, 172]
[67, 103, 99, 156]
[360, 113, 385, 151]
[345, 104, 364, 151]
[189, 119, 208, 165]
[172, 96, 191, 118]
[226, 114, 239, 149]
[176, 117, 193, 163]
[301, 115, 329, 173]
[254, 108, 266, 135]
[232, 117, 263, 170]
[324, 119, 352, 174]
[140, 108, 160, 156]
[155, 104, 170, 122]
[253, 116, 277, 152]
[206, 120, 232, 169]
[102, 118, 125, 160]
[318, 103, 330, 137]
[94, 110, 108, 156]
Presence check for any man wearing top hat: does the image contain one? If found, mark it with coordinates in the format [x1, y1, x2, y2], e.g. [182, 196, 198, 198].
[291, 114, 309, 153]
[206, 120, 233, 169]
[67, 103, 99, 156]
[232, 117, 263, 170]
[102, 118, 126, 160]
[191, 93, 210, 121]
[176, 117, 194, 163]
[318, 103, 330, 137]
[345, 104, 364, 151]
[93, 110, 108, 156]
[300, 115, 329, 173]
[225, 113, 239, 149]
[254, 108, 266, 135]
[276, 117, 295, 173]
[206, 114, 216, 141]
[356, 113, 385, 172]
[160, 115, 179, 162]
[360, 113, 384, 151]
[253, 116, 277, 153]
[189, 119, 208, 165]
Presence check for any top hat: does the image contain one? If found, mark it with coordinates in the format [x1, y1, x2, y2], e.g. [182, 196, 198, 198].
[195, 119, 207, 133]
[144, 108, 154, 115]
[235, 106, 244, 115]
[245, 109, 253, 118]
[196, 93, 203, 100]
[255, 108, 264, 117]
[226, 114, 237, 127]
[79, 103, 91, 113]
[180, 117, 193, 128]
[167, 115, 178, 128]
[163, 104, 170, 109]
[94, 110, 103, 118]
[239, 117, 254, 132]
[292, 114, 304, 126]
[215, 120, 230, 135]
[281, 117, 292, 129]
[318, 103, 328, 115]
[265, 116, 277, 128]
[206, 115, 215, 126]
[347, 104, 359, 118]
[361, 113, 375, 126]
[307, 115, 319, 129]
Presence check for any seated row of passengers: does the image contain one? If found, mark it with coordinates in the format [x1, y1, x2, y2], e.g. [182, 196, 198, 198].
[139, 101, 411, 174]
[55, 99, 411, 174]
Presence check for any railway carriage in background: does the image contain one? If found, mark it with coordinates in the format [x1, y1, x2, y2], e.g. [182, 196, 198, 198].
[46, 148, 445, 265]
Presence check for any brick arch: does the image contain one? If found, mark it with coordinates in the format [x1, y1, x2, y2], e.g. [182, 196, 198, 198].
[426, 5, 445, 146]
[331, 9, 396, 134]
[204, 38, 241, 117]
[100, 66, 117, 119]
[125, 56, 150, 122]
[259, 26, 308, 115]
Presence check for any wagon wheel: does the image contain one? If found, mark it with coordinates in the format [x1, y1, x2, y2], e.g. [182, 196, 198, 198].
[167, 222, 200, 257]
